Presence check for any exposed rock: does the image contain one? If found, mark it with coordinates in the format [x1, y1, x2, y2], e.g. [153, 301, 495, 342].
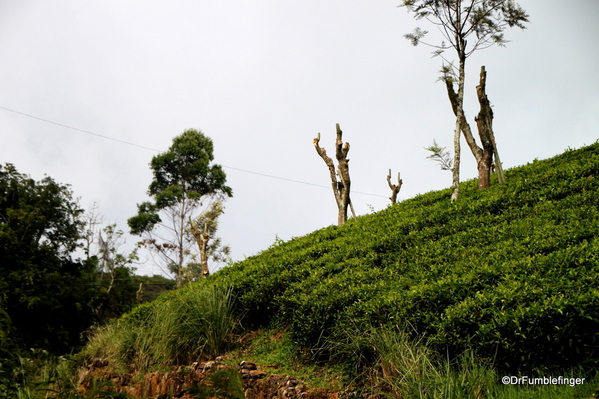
[249, 370, 268, 379]
[79, 360, 342, 399]
[88, 358, 108, 370]
[240, 360, 258, 370]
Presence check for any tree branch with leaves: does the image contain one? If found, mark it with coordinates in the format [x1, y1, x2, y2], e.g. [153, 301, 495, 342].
[425, 139, 454, 171]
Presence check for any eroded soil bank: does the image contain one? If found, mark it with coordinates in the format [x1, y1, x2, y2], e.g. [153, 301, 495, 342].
[79, 359, 344, 399]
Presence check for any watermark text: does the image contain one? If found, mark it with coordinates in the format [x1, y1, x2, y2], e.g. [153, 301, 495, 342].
[502, 376, 585, 387]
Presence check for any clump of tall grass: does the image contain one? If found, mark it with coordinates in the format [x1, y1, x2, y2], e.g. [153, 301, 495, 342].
[80, 283, 236, 373]
[11, 349, 81, 399]
[334, 325, 598, 399]
[330, 325, 447, 396]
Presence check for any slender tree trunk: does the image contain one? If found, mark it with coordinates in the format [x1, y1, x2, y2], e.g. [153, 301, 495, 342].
[451, 119, 461, 201]
[176, 200, 186, 288]
[136, 283, 144, 303]
[475, 66, 495, 189]
[491, 134, 506, 184]
[451, 54, 466, 201]
[191, 229, 211, 278]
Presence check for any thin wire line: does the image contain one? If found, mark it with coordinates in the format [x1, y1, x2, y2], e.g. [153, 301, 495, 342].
[0, 105, 388, 198]
[0, 105, 160, 152]
[223, 165, 387, 197]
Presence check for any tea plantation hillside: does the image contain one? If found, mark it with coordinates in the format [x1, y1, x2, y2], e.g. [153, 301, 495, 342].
[214, 143, 599, 372]
[87, 143, 599, 377]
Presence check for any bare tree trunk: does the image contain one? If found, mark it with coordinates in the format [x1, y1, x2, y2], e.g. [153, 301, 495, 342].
[136, 283, 144, 303]
[477, 66, 506, 185]
[176, 201, 186, 288]
[314, 124, 352, 226]
[491, 134, 506, 184]
[451, 119, 461, 201]
[444, 80, 481, 163]
[199, 231, 210, 277]
[190, 226, 210, 278]
[451, 53, 467, 201]
[474, 66, 495, 189]
[387, 169, 403, 205]
[335, 124, 351, 223]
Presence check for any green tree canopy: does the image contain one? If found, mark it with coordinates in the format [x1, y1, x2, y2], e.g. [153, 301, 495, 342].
[128, 129, 232, 287]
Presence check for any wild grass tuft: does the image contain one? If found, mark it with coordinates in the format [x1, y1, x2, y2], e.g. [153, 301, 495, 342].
[80, 283, 236, 373]
[333, 325, 599, 399]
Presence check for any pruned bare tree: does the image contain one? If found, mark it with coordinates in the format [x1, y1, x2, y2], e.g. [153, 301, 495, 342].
[443, 65, 506, 188]
[475, 66, 506, 185]
[313, 124, 354, 226]
[387, 169, 403, 205]
[189, 199, 230, 279]
[401, 0, 528, 199]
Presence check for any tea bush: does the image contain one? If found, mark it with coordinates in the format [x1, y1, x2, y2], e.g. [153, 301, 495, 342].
[215, 142, 599, 372]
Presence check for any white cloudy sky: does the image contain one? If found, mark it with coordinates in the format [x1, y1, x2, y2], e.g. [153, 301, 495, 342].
[1, 1, 598, 276]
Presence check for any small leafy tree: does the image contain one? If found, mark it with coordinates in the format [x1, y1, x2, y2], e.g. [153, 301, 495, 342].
[128, 129, 232, 288]
[82, 204, 139, 321]
[401, 0, 528, 199]
[96, 224, 138, 294]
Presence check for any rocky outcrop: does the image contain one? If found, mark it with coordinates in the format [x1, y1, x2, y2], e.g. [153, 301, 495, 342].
[78, 358, 342, 399]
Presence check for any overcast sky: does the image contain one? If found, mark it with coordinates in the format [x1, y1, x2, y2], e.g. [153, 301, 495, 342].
[1, 1, 598, 276]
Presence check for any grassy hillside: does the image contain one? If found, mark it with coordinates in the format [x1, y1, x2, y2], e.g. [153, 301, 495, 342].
[80, 142, 599, 393]
[215, 142, 599, 373]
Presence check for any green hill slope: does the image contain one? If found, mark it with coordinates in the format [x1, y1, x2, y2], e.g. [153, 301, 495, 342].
[215, 143, 599, 372]
[84, 143, 599, 378]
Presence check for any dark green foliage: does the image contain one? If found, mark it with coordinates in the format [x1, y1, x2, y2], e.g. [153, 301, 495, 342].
[131, 274, 175, 303]
[213, 143, 599, 372]
[149, 130, 231, 199]
[91, 266, 139, 322]
[128, 129, 232, 235]
[126, 202, 160, 236]
[0, 296, 18, 398]
[0, 164, 96, 354]
[0, 164, 111, 396]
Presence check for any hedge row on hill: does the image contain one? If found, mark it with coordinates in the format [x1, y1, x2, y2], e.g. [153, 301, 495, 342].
[215, 143, 599, 372]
